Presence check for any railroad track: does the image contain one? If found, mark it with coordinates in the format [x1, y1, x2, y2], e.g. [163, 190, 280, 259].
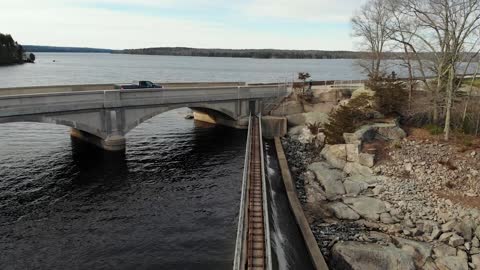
[234, 115, 271, 270]
[246, 117, 266, 269]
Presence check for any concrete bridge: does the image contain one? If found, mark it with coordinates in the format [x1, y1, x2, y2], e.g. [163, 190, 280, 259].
[0, 84, 287, 151]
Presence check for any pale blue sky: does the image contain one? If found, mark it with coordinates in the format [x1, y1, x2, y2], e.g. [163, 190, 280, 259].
[2, 0, 365, 50]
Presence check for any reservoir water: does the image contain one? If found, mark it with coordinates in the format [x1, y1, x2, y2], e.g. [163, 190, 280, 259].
[0, 53, 364, 269]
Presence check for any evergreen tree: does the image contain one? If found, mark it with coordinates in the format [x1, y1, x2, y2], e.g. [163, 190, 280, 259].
[0, 33, 26, 65]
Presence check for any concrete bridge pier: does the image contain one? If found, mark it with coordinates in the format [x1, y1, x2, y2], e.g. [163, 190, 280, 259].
[70, 128, 126, 152]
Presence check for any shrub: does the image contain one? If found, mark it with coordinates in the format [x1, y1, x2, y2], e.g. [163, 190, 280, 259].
[424, 124, 443, 135]
[307, 122, 323, 135]
[367, 75, 408, 116]
[324, 94, 373, 144]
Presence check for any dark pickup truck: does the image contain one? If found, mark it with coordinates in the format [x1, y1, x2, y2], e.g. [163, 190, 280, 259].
[114, 81, 162, 90]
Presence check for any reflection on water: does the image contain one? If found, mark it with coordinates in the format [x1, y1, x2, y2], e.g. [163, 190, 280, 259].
[0, 108, 246, 269]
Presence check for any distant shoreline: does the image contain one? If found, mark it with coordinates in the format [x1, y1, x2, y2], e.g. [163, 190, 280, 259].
[25, 45, 367, 59]
[114, 47, 365, 59]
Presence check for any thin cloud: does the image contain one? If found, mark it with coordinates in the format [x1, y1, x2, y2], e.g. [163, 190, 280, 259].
[1, 0, 362, 50]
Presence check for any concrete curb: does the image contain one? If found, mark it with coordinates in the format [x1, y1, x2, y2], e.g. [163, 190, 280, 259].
[274, 137, 329, 270]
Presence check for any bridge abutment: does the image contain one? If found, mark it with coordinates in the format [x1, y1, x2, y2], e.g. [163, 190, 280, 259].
[70, 128, 126, 152]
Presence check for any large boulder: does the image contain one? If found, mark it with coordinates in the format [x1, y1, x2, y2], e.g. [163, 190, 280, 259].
[321, 144, 347, 169]
[304, 171, 327, 203]
[346, 174, 380, 185]
[359, 153, 375, 167]
[327, 202, 360, 220]
[286, 112, 329, 127]
[303, 102, 335, 113]
[308, 162, 345, 200]
[286, 113, 306, 126]
[344, 162, 374, 177]
[435, 256, 468, 270]
[344, 123, 407, 144]
[377, 125, 407, 140]
[288, 125, 305, 137]
[304, 111, 329, 125]
[393, 237, 432, 268]
[331, 241, 415, 270]
[343, 179, 368, 195]
[270, 100, 304, 116]
[343, 196, 387, 221]
[314, 89, 339, 102]
[475, 225, 480, 239]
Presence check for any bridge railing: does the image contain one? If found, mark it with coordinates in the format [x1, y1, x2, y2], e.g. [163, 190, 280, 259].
[0, 85, 288, 118]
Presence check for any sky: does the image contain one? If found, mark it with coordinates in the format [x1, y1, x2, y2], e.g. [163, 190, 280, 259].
[2, 0, 366, 50]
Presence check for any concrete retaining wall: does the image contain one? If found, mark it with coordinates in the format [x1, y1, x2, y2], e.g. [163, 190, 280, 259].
[261, 116, 287, 139]
[274, 137, 329, 270]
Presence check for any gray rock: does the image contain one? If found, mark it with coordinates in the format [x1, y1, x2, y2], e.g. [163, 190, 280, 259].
[346, 143, 360, 162]
[372, 185, 385, 196]
[304, 172, 327, 203]
[377, 125, 407, 141]
[346, 174, 380, 185]
[327, 202, 361, 220]
[343, 179, 368, 196]
[423, 221, 437, 234]
[473, 237, 480, 248]
[457, 249, 467, 259]
[304, 111, 329, 126]
[343, 196, 387, 221]
[472, 254, 480, 269]
[439, 232, 454, 243]
[435, 256, 468, 270]
[344, 162, 374, 177]
[287, 125, 305, 137]
[448, 233, 465, 247]
[442, 220, 456, 232]
[331, 241, 415, 270]
[393, 237, 432, 268]
[285, 113, 306, 126]
[454, 220, 474, 241]
[320, 145, 347, 169]
[433, 243, 457, 257]
[308, 162, 345, 199]
[423, 258, 441, 270]
[475, 225, 480, 239]
[430, 227, 442, 241]
[380, 213, 395, 224]
[271, 100, 304, 116]
[359, 153, 375, 167]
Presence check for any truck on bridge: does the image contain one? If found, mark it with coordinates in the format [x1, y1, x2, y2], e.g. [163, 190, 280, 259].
[114, 80, 162, 90]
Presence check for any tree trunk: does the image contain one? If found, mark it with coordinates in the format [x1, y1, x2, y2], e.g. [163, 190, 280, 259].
[433, 75, 442, 124]
[476, 109, 480, 136]
[444, 65, 454, 141]
[462, 66, 478, 127]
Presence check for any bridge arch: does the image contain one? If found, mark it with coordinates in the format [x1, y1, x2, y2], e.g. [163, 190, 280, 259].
[122, 103, 243, 135]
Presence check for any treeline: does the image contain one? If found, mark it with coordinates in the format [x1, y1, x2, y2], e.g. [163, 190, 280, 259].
[115, 47, 366, 59]
[24, 45, 113, 53]
[0, 33, 26, 65]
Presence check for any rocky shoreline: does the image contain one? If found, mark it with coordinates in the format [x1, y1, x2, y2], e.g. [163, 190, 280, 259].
[282, 122, 480, 270]
[271, 85, 480, 269]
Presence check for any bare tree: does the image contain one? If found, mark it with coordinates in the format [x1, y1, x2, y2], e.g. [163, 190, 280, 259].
[352, 0, 393, 78]
[381, 0, 480, 140]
